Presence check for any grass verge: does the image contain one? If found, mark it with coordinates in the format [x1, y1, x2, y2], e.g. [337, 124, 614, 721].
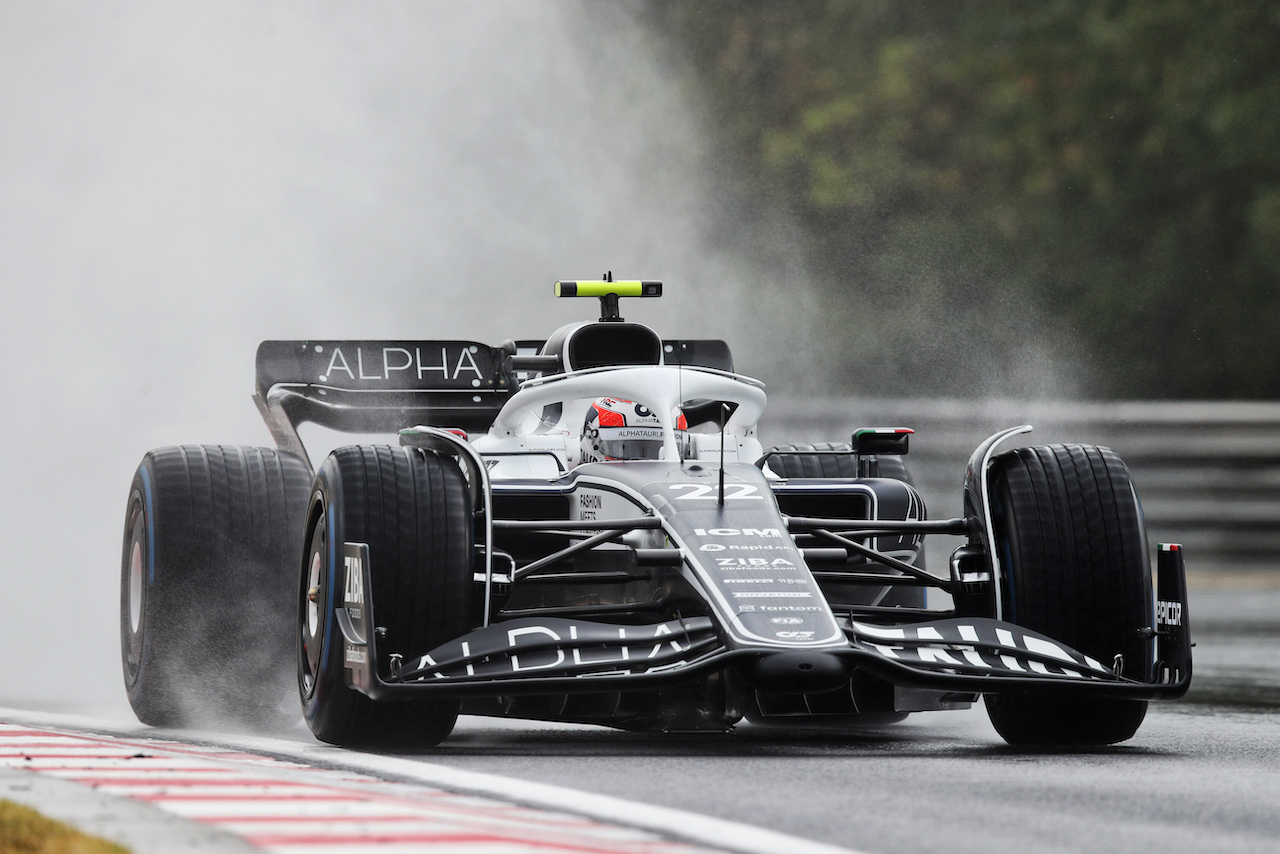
[0, 799, 130, 853]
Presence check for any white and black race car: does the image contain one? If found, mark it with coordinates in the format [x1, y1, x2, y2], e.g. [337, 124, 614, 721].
[120, 281, 1191, 747]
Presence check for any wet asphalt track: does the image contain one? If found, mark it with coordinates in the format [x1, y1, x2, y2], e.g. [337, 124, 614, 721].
[425, 581, 1280, 854]
[5, 580, 1280, 854]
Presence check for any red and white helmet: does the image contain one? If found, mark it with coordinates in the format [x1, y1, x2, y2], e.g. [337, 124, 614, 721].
[581, 398, 686, 463]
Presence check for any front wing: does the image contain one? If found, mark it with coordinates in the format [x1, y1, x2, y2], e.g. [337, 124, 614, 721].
[345, 546, 1191, 702]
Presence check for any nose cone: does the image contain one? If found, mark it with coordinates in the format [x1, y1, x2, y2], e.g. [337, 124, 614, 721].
[748, 651, 850, 694]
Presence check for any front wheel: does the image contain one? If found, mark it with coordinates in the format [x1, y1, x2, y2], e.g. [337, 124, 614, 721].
[984, 444, 1153, 746]
[298, 445, 476, 748]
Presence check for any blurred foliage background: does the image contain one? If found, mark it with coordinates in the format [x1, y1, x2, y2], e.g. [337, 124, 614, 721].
[633, 0, 1280, 399]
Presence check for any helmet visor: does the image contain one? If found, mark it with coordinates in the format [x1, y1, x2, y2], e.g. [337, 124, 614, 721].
[595, 426, 665, 460]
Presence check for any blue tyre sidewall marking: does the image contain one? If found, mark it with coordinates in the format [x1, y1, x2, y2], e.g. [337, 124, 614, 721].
[140, 463, 155, 586]
[323, 499, 337, 675]
[128, 461, 157, 690]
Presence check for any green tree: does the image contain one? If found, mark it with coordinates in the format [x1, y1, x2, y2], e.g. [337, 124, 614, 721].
[640, 0, 1280, 398]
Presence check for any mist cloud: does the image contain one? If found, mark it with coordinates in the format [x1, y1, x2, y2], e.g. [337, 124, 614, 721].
[0, 1, 819, 714]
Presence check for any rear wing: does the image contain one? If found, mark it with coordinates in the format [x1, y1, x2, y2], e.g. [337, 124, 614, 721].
[254, 337, 733, 468]
[254, 340, 514, 465]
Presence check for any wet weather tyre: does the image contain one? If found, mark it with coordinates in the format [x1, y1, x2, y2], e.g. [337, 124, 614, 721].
[984, 444, 1153, 746]
[299, 445, 475, 748]
[121, 446, 312, 729]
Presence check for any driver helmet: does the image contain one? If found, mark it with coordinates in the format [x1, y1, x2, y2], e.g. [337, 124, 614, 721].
[581, 398, 686, 463]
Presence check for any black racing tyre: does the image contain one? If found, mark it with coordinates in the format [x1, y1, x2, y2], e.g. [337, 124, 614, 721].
[983, 444, 1153, 746]
[121, 445, 311, 729]
[299, 445, 476, 748]
[766, 442, 856, 478]
[871, 454, 912, 484]
[765, 442, 914, 483]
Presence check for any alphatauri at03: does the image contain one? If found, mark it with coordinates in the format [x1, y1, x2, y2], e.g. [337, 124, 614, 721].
[120, 281, 1191, 747]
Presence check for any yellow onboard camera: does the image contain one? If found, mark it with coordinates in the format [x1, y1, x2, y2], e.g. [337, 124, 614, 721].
[554, 277, 661, 321]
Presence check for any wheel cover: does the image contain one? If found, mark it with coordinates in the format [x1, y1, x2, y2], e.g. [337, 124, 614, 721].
[122, 497, 146, 684]
[307, 551, 322, 639]
[300, 516, 326, 699]
[129, 540, 143, 634]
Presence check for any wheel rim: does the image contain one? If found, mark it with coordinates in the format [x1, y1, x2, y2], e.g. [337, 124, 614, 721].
[308, 547, 323, 639]
[300, 514, 326, 698]
[129, 540, 143, 634]
[122, 494, 147, 683]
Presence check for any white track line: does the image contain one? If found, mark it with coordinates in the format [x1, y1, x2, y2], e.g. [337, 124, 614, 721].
[0, 716, 869, 854]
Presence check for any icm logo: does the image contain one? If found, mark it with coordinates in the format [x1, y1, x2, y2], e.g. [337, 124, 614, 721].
[694, 528, 782, 538]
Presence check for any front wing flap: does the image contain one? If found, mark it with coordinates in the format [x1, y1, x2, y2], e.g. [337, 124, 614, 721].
[841, 617, 1188, 698]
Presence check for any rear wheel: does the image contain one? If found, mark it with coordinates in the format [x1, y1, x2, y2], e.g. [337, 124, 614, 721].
[764, 442, 913, 483]
[120, 446, 310, 729]
[766, 442, 922, 609]
[299, 445, 476, 748]
[984, 444, 1153, 746]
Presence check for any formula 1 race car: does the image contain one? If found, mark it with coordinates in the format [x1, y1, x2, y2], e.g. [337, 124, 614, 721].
[120, 281, 1191, 747]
